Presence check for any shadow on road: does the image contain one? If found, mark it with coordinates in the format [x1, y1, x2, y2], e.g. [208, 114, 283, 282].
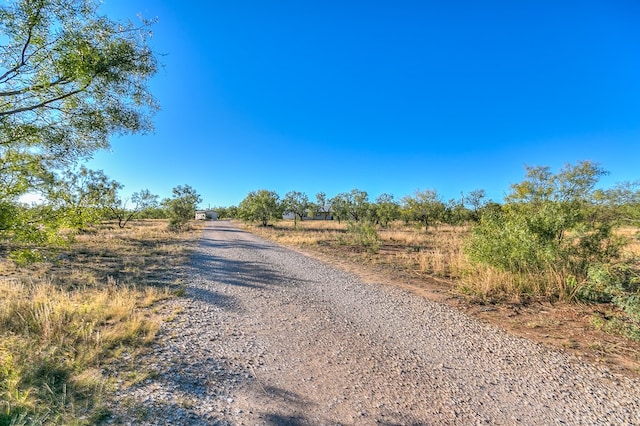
[181, 222, 312, 311]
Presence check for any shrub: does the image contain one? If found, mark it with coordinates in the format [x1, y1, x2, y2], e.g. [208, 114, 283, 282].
[465, 162, 626, 299]
[347, 221, 381, 253]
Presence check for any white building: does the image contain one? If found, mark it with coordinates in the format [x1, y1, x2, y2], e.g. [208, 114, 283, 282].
[195, 210, 218, 220]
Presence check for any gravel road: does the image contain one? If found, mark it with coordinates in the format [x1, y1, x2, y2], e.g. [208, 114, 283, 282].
[106, 221, 640, 425]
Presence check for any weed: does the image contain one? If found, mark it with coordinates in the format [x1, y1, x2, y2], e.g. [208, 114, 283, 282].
[591, 311, 640, 341]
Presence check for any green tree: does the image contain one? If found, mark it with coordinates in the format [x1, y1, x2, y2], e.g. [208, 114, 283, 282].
[46, 166, 121, 231]
[330, 193, 349, 223]
[314, 192, 332, 220]
[224, 205, 239, 219]
[283, 191, 310, 226]
[442, 197, 470, 225]
[346, 189, 370, 222]
[373, 193, 400, 227]
[0, 0, 158, 248]
[238, 190, 282, 226]
[402, 189, 445, 231]
[107, 189, 159, 228]
[331, 189, 370, 223]
[165, 185, 201, 231]
[0, 202, 67, 263]
[594, 181, 640, 226]
[464, 189, 487, 222]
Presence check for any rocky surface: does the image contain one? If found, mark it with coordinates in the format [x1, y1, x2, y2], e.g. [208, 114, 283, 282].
[105, 221, 640, 425]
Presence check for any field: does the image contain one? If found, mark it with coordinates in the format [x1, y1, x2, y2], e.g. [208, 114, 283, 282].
[0, 220, 203, 425]
[2, 217, 639, 423]
[243, 219, 640, 378]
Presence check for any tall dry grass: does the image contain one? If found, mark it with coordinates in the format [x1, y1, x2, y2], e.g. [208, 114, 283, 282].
[0, 219, 202, 425]
[245, 220, 471, 280]
[0, 278, 169, 424]
[381, 225, 468, 278]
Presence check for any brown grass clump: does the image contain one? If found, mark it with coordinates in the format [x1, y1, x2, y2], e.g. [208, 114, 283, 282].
[0, 220, 203, 425]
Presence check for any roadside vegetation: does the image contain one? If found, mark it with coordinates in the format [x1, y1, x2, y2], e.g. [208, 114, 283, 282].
[234, 161, 640, 344]
[0, 220, 202, 425]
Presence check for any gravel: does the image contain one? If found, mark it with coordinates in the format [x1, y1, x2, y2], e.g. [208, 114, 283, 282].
[104, 221, 640, 425]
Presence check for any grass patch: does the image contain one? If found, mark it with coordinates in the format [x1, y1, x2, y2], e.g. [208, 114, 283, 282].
[0, 220, 203, 425]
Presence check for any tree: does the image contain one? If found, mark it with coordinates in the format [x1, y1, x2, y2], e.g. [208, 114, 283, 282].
[238, 190, 282, 226]
[464, 189, 487, 222]
[45, 166, 121, 231]
[0, 0, 158, 255]
[373, 193, 400, 227]
[0, 0, 157, 201]
[330, 193, 349, 224]
[314, 192, 331, 220]
[107, 188, 159, 228]
[331, 189, 370, 223]
[442, 197, 469, 225]
[402, 189, 445, 231]
[594, 181, 640, 225]
[346, 189, 370, 222]
[224, 205, 239, 219]
[165, 185, 201, 231]
[466, 161, 622, 295]
[283, 191, 310, 226]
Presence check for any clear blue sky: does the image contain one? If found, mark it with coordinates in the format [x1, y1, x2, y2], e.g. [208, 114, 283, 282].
[88, 0, 640, 208]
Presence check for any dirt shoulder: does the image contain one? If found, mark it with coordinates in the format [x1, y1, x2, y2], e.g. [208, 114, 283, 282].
[266, 238, 640, 381]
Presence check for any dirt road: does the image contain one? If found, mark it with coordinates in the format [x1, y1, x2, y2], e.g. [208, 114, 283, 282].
[107, 221, 640, 425]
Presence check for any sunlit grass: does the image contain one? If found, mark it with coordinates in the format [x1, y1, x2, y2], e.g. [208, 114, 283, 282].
[244, 220, 471, 280]
[246, 219, 640, 304]
[0, 219, 202, 425]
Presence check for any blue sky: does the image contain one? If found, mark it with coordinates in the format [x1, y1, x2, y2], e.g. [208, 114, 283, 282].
[88, 0, 640, 208]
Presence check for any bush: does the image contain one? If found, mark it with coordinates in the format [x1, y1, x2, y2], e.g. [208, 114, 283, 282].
[465, 162, 626, 299]
[347, 221, 381, 253]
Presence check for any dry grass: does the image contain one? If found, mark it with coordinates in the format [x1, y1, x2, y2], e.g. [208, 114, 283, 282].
[244, 220, 471, 281]
[0, 220, 203, 425]
[619, 227, 640, 258]
[245, 219, 640, 303]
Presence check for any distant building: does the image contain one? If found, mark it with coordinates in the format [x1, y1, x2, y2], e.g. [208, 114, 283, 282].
[311, 206, 333, 220]
[195, 210, 218, 220]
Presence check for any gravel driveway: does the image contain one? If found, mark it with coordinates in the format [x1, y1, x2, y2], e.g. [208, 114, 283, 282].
[107, 221, 640, 425]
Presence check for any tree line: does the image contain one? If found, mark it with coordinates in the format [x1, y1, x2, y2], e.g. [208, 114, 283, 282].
[223, 188, 491, 229]
[224, 165, 640, 235]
